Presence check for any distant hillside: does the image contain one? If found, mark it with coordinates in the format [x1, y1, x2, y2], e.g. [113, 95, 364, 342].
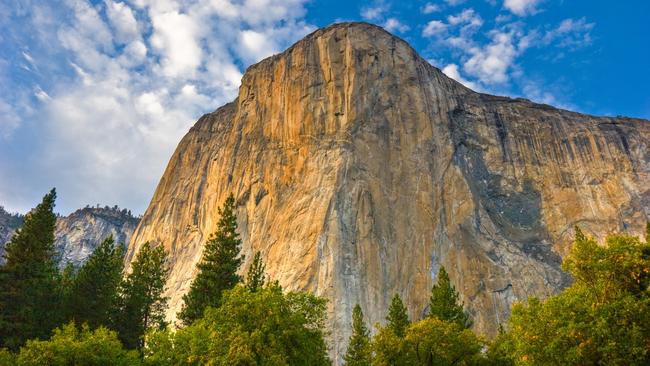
[0, 206, 24, 259]
[0, 205, 139, 267]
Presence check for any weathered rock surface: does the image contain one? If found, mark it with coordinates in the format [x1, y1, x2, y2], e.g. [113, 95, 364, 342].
[0, 206, 23, 259]
[54, 206, 139, 267]
[126, 22, 650, 362]
[0, 206, 139, 267]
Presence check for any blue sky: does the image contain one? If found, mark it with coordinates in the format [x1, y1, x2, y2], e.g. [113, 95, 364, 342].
[0, 0, 648, 215]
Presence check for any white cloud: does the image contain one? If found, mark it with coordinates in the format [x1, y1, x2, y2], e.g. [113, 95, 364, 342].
[442, 63, 480, 90]
[445, 0, 466, 5]
[447, 8, 482, 28]
[463, 30, 518, 84]
[239, 30, 276, 61]
[149, 11, 203, 78]
[503, 0, 542, 16]
[422, 20, 447, 37]
[361, 3, 387, 21]
[0, 0, 314, 213]
[383, 18, 409, 33]
[105, 0, 139, 44]
[0, 99, 21, 138]
[421, 3, 440, 14]
[543, 17, 594, 48]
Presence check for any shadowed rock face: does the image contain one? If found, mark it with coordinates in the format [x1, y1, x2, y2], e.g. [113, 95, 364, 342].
[54, 207, 140, 268]
[0, 207, 23, 259]
[126, 22, 650, 362]
[0, 206, 139, 268]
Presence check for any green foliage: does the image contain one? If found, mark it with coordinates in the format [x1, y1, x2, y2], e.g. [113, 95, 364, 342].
[496, 228, 650, 365]
[178, 194, 244, 325]
[428, 266, 471, 328]
[371, 324, 407, 366]
[372, 317, 484, 366]
[403, 317, 483, 365]
[67, 235, 124, 329]
[246, 251, 266, 292]
[115, 242, 169, 350]
[13, 323, 140, 366]
[146, 284, 330, 366]
[0, 348, 15, 365]
[386, 294, 410, 337]
[0, 189, 61, 350]
[343, 304, 371, 366]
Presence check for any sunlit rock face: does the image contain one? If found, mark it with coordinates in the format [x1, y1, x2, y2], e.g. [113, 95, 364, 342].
[126, 22, 650, 362]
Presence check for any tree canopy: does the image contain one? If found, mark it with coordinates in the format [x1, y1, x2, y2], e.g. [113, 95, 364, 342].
[428, 266, 471, 328]
[115, 242, 169, 350]
[147, 283, 330, 366]
[343, 304, 371, 366]
[494, 228, 650, 365]
[178, 194, 244, 325]
[0, 189, 60, 350]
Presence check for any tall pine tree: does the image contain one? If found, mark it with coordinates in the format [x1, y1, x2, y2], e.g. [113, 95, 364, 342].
[115, 242, 169, 350]
[428, 266, 471, 328]
[67, 235, 124, 329]
[178, 194, 244, 325]
[0, 189, 60, 350]
[246, 251, 266, 292]
[343, 304, 371, 366]
[386, 294, 410, 337]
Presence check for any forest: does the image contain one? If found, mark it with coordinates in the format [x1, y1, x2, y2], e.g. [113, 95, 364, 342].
[0, 189, 648, 365]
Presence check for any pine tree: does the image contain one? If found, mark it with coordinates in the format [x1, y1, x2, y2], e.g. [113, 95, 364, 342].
[386, 294, 410, 337]
[178, 194, 244, 325]
[246, 251, 266, 292]
[0, 189, 60, 350]
[59, 262, 77, 322]
[115, 242, 169, 350]
[343, 304, 371, 366]
[428, 266, 471, 328]
[67, 235, 124, 329]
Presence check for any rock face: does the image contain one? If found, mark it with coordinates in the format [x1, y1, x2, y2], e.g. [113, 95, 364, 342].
[0, 206, 23, 259]
[126, 22, 650, 361]
[54, 207, 140, 267]
[0, 206, 139, 267]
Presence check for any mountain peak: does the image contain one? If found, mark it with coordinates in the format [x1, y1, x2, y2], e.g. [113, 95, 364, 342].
[128, 22, 650, 364]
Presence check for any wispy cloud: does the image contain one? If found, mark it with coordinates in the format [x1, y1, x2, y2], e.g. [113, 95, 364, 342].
[503, 0, 543, 16]
[0, 0, 314, 213]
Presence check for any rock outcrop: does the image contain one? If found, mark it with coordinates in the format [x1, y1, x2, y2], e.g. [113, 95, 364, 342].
[0, 206, 23, 259]
[126, 22, 650, 361]
[0, 206, 139, 267]
[54, 206, 139, 267]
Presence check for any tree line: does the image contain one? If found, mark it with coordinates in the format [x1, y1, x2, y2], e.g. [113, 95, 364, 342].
[0, 189, 648, 365]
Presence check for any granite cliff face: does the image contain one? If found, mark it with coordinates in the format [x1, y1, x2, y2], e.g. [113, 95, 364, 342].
[127, 23, 650, 360]
[54, 206, 140, 267]
[0, 207, 23, 259]
[0, 206, 139, 267]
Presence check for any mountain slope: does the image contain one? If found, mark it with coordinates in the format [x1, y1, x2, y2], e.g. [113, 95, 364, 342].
[126, 22, 650, 361]
[54, 206, 139, 267]
[1, 206, 139, 267]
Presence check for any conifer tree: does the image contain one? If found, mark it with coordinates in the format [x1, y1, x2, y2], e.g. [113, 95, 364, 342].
[0, 189, 60, 350]
[386, 294, 410, 337]
[67, 235, 124, 329]
[178, 194, 244, 325]
[246, 251, 266, 292]
[343, 304, 371, 366]
[428, 266, 471, 328]
[115, 242, 168, 350]
[59, 262, 77, 322]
